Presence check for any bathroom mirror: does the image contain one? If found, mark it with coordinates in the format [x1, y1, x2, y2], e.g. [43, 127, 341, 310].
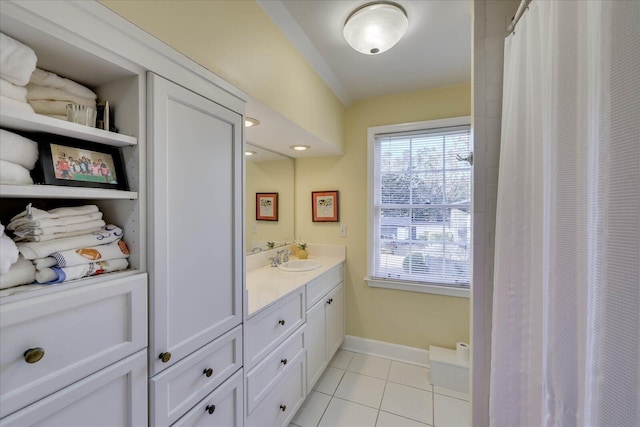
[245, 143, 295, 254]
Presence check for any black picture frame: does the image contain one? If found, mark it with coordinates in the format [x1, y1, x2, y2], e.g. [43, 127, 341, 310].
[36, 137, 128, 190]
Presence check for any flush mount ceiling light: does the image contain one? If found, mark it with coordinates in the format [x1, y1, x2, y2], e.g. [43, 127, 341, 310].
[343, 1, 408, 55]
[244, 117, 260, 128]
[245, 150, 256, 156]
[290, 145, 310, 151]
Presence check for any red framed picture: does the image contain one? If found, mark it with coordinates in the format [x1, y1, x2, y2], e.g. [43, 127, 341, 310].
[256, 192, 278, 221]
[312, 190, 339, 222]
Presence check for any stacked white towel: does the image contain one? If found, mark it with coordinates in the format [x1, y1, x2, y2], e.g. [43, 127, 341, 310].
[0, 222, 35, 290]
[26, 68, 96, 120]
[0, 129, 38, 185]
[4, 205, 129, 285]
[0, 33, 37, 114]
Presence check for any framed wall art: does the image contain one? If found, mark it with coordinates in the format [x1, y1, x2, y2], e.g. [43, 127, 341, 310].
[256, 192, 278, 221]
[312, 190, 339, 222]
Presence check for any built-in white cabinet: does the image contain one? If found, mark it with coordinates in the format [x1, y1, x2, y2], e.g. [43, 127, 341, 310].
[305, 267, 345, 393]
[1, 2, 246, 425]
[0, 350, 148, 427]
[147, 72, 244, 423]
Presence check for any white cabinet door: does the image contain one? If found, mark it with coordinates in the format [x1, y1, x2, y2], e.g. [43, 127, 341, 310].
[325, 283, 345, 362]
[305, 298, 326, 393]
[0, 350, 147, 427]
[148, 73, 242, 375]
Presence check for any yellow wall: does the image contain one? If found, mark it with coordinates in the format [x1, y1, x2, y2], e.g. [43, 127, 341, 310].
[100, 0, 344, 152]
[295, 85, 472, 349]
[246, 158, 295, 250]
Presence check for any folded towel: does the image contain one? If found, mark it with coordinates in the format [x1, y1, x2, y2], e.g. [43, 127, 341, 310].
[0, 232, 19, 273]
[34, 257, 57, 270]
[13, 219, 106, 238]
[51, 240, 130, 268]
[29, 68, 97, 100]
[17, 224, 122, 260]
[0, 159, 33, 185]
[0, 255, 35, 289]
[26, 85, 96, 108]
[0, 129, 38, 170]
[35, 258, 128, 284]
[13, 226, 105, 243]
[27, 100, 72, 116]
[1, 95, 35, 114]
[10, 205, 99, 223]
[9, 210, 103, 231]
[0, 33, 37, 86]
[0, 78, 27, 101]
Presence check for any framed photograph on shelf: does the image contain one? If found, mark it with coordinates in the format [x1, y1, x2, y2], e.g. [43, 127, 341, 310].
[312, 190, 339, 222]
[256, 192, 278, 221]
[36, 137, 128, 190]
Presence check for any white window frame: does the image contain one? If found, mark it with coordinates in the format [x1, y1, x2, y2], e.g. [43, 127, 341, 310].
[366, 116, 472, 298]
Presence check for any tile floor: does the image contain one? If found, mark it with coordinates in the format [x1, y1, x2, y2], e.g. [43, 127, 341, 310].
[289, 350, 470, 427]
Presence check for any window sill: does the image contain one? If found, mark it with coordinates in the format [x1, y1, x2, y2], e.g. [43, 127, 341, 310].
[365, 277, 470, 298]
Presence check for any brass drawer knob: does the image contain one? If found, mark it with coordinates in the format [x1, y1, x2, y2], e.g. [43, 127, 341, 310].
[205, 404, 216, 414]
[159, 352, 172, 363]
[24, 347, 45, 364]
[203, 368, 213, 377]
[281, 358, 288, 365]
[280, 404, 287, 412]
[278, 319, 286, 326]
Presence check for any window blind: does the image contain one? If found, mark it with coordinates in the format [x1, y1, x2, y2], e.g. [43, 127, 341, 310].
[372, 125, 471, 286]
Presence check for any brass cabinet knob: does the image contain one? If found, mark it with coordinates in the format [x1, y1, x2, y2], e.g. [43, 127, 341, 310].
[203, 368, 213, 377]
[280, 405, 287, 412]
[23, 347, 45, 364]
[159, 352, 172, 363]
[278, 319, 286, 326]
[281, 358, 288, 365]
[205, 404, 216, 414]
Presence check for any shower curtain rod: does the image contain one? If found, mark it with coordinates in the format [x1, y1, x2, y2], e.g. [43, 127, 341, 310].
[507, 0, 533, 33]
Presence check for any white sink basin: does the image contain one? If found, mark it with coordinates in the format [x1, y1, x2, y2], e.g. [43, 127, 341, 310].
[278, 259, 322, 272]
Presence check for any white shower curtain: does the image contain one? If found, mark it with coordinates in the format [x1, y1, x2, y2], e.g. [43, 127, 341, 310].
[491, 1, 639, 426]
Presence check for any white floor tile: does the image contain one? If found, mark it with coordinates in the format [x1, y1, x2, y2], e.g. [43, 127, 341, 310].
[318, 397, 379, 427]
[334, 371, 386, 409]
[291, 391, 332, 427]
[376, 411, 431, 427]
[387, 361, 431, 390]
[433, 386, 469, 402]
[381, 382, 433, 425]
[346, 353, 391, 379]
[314, 366, 346, 395]
[433, 394, 470, 427]
[330, 349, 356, 370]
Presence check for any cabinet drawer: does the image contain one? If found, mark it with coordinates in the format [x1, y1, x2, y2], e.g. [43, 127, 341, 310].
[0, 273, 147, 418]
[173, 369, 243, 427]
[150, 325, 243, 426]
[246, 325, 305, 414]
[305, 264, 343, 308]
[0, 349, 147, 426]
[246, 352, 306, 427]
[245, 289, 304, 370]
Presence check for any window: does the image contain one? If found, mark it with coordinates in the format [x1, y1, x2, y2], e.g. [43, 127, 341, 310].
[366, 117, 472, 297]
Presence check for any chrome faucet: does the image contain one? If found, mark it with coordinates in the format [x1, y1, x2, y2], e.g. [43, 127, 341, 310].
[270, 249, 291, 267]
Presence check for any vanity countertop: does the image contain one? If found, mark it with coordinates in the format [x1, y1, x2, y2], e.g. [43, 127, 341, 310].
[246, 245, 345, 316]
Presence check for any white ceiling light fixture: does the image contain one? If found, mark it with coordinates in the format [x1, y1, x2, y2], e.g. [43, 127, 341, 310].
[290, 145, 310, 151]
[343, 1, 408, 55]
[244, 117, 260, 127]
[245, 150, 257, 156]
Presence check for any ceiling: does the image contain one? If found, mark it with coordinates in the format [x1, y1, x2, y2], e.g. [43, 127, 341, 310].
[246, 0, 472, 156]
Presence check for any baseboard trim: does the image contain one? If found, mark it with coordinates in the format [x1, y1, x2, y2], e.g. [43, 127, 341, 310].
[340, 335, 430, 368]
